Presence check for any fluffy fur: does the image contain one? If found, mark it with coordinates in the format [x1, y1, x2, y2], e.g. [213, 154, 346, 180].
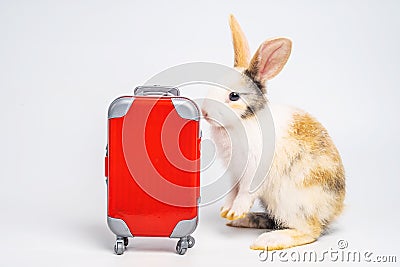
[201, 15, 345, 251]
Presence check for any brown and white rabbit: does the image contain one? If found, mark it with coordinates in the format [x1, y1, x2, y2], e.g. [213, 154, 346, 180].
[201, 15, 345, 250]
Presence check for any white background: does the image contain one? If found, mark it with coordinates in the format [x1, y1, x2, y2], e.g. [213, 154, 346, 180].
[1, 0, 400, 266]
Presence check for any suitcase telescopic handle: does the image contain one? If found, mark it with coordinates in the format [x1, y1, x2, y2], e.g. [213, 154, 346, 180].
[134, 85, 180, 96]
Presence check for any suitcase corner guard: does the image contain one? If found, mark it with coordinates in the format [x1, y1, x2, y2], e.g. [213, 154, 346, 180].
[170, 216, 198, 238]
[108, 97, 135, 119]
[107, 216, 133, 237]
[171, 98, 200, 121]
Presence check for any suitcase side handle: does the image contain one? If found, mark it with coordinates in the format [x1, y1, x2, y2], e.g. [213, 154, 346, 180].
[134, 85, 180, 96]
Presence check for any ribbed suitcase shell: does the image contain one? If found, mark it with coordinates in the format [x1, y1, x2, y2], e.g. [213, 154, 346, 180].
[105, 87, 200, 254]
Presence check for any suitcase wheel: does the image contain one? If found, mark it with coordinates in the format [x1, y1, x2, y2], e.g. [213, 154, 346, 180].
[187, 235, 195, 248]
[114, 236, 127, 255]
[123, 237, 129, 247]
[176, 239, 188, 255]
[176, 235, 195, 255]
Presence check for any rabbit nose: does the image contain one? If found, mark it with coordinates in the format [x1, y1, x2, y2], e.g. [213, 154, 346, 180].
[201, 109, 208, 117]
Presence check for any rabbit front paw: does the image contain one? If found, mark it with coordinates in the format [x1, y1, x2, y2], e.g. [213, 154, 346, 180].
[220, 206, 231, 218]
[225, 195, 252, 221]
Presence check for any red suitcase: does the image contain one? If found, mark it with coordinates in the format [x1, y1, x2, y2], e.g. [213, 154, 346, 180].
[105, 86, 201, 255]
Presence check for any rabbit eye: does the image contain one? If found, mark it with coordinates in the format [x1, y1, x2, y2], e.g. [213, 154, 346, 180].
[229, 92, 240, 101]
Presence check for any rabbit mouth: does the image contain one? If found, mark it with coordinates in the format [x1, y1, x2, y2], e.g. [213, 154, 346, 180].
[202, 113, 224, 127]
[203, 114, 216, 125]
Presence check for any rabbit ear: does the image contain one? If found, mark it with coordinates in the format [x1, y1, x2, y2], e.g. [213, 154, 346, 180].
[246, 38, 292, 85]
[229, 14, 251, 68]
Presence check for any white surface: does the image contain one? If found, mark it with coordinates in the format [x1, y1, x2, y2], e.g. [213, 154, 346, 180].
[1, 0, 400, 266]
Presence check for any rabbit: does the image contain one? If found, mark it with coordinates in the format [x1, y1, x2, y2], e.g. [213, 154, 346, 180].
[200, 14, 345, 251]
